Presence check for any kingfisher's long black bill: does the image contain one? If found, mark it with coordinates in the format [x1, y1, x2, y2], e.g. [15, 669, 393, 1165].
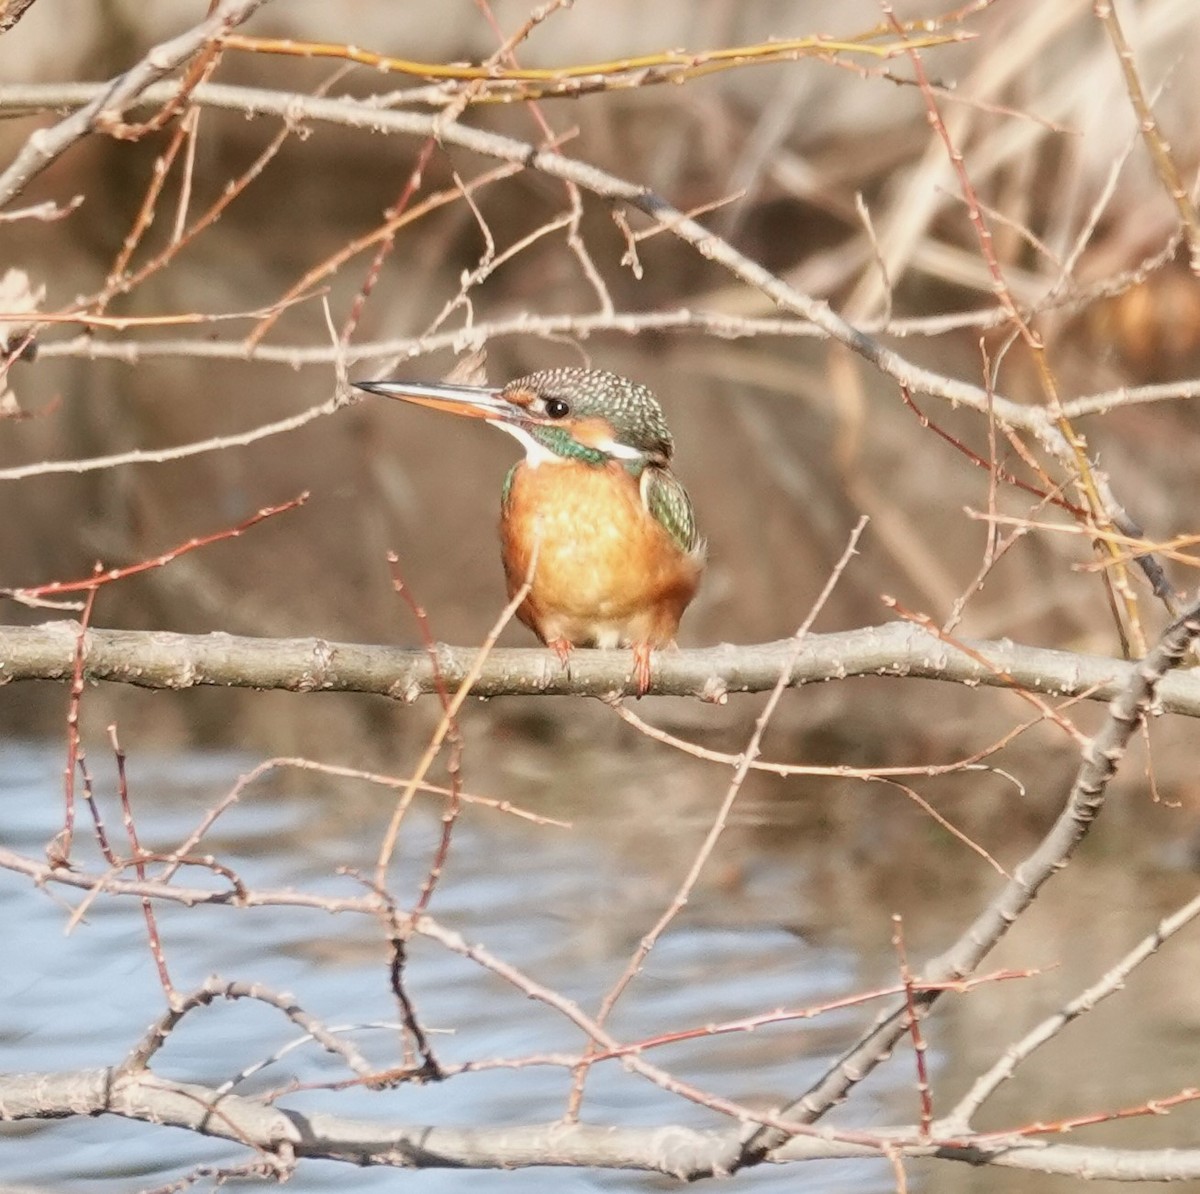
[353, 378, 515, 422]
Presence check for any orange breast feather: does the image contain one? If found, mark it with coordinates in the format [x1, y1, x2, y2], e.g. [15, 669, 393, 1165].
[500, 460, 701, 649]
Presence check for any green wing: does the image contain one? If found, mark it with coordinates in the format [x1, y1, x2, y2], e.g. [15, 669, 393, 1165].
[501, 462, 519, 510]
[641, 466, 702, 556]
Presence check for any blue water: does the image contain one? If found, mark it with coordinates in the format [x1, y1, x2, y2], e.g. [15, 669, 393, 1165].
[0, 738, 895, 1192]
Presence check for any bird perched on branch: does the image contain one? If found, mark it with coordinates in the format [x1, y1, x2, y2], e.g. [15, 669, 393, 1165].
[354, 365, 704, 694]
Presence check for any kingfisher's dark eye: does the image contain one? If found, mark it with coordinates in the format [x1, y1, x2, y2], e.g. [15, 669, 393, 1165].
[544, 397, 570, 419]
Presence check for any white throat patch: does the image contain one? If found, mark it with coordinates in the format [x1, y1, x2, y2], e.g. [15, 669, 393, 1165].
[593, 437, 643, 461]
[492, 422, 646, 468]
[493, 422, 560, 467]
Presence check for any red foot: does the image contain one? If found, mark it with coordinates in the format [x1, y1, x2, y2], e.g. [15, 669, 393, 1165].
[548, 637, 573, 669]
[631, 642, 653, 697]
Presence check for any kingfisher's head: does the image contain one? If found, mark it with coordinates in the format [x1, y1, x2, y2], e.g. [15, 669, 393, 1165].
[354, 366, 674, 469]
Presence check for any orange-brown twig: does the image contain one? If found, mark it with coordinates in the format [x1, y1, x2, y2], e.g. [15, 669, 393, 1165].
[5, 492, 308, 601]
[893, 915, 933, 1139]
[109, 724, 176, 1002]
[1093, 0, 1200, 273]
[883, 597, 1089, 749]
[883, 2, 1146, 653]
[50, 571, 101, 867]
[219, 28, 966, 104]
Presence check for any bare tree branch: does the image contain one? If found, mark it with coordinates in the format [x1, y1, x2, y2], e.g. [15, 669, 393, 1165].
[0, 0, 38, 35]
[3, 1068, 1200, 1179]
[730, 596, 1200, 1170]
[2, 620, 1199, 709]
[0, 4, 272, 209]
[949, 886, 1200, 1127]
[0, 79, 1064, 438]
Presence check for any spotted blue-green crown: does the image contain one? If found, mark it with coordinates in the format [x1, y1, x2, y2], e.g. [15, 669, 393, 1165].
[505, 367, 674, 461]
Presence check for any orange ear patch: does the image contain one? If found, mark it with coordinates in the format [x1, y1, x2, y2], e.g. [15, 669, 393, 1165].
[569, 416, 617, 447]
[501, 386, 537, 410]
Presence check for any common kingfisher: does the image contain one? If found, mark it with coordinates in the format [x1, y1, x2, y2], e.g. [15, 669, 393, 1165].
[354, 367, 705, 694]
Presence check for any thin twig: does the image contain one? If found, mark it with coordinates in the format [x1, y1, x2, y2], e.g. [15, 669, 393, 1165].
[567, 516, 870, 1117]
[1093, 0, 1200, 272]
[729, 594, 1200, 1170]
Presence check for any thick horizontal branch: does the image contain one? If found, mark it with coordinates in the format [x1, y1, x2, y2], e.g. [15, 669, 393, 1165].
[33, 309, 826, 367]
[0, 1067, 863, 1176]
[3, 620, 1200, 711]
[3, 1068, 1199, 1180]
